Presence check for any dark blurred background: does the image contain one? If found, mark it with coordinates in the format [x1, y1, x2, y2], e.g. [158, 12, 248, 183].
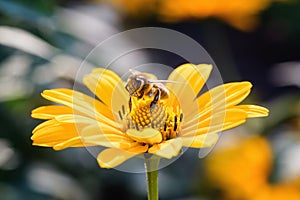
[0, 0, 299, 199]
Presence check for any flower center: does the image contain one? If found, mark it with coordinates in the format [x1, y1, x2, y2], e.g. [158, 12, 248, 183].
[129, 97, 182, 140]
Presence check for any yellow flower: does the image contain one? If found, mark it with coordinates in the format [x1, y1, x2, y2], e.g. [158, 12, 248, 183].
[31, 64, 268, 168]
[104, 0, 288, 31]
[159, 0, 275, 31]
[264, 183, 300, 200]
[205, 136, 272, 199]
[205, 136, 300, 200]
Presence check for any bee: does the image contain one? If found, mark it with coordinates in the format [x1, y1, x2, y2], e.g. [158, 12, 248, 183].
[125, 69, 184, 135]
[125, 69, 170, 111]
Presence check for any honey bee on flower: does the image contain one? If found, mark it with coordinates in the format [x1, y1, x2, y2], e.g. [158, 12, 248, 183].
[124, 69, 183, 140]
[31, 63, 269, 168]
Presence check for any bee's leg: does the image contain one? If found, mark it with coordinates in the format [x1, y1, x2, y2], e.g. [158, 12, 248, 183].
[129, 97, 132, 112]
[150, 90, 160, 111]
[137, 90, 144, 99]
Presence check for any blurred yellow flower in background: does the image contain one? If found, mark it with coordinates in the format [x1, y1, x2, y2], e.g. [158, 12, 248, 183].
[205, 136, 300, 200]
[31, 64, 268, 168]
[103, 0, 289, 31]
[159, 0, 274, 31]
[265, 183, 300, 200]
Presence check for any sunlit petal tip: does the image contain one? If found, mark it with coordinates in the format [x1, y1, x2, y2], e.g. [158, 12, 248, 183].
[41, 89, 55, 97]
[262, 108, 270, 116]
[40, 89, 63, 102]
[195, 64, 213, 76]
[31, 107, 47, 119]
[253, 106, 269, 117]
[30, 134, 38, 140]
[31, 106, 41, 114]
[31, 112, 38, 119]
[41, 89, 49, 94]
[176, 63, 213, 74]
[196, 63, 213, 70]
[31, 120, 54, 134]
[240, 81, 253, 89]
[237, 105, 270, 118]
[227, 81, 252, 89]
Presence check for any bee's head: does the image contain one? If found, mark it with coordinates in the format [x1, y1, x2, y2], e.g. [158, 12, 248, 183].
[125, 69, 148, 97]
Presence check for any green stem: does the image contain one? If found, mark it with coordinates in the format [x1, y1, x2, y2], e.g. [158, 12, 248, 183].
[145, 156, 160, 200]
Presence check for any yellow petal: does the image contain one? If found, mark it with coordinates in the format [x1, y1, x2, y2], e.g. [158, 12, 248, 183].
[182, 108, 247, 136]
[236, 105, 269, 118]
[126, 144, 149, 153]
[184, 82, 252, 127]
[32, 110, 130, 149]
[33, 121, 131, 150]
[32, 125, 131, 151]
[53, 137, 86, 150]
[77, 123, 138, 149]
[126, 128, 162, 145]
[196, 82, 252, 110]
[53, 114, 122, 131]
[167, 63, 212, 119]
[97, 147, 147, 168]
[83, 68, 129, 110]
[31, 121, 84, 146]
[53, 114, 98, 124]
[82, 133, 137, 149]
[31, 106, 73, 119]
[80, 123, 126, 137]
[41, 88, 114, 121]
[168, 63, 212, 95]
[181, 133, 219, 148]
[148, 138, 182, 159]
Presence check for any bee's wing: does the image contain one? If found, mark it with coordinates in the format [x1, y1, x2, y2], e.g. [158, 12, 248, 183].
[148, 79, 186, 84]
[129, 69, 141, 75]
